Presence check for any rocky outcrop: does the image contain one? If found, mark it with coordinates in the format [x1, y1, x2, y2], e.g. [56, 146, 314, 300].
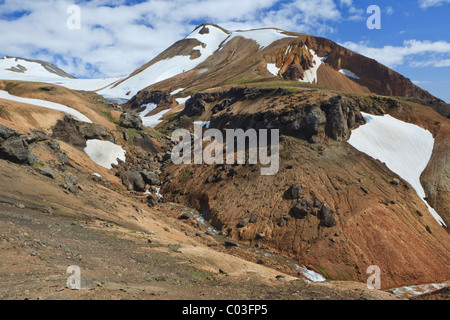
[119, 110, 143, 130]
[124, 90, 175, 111]
[0, 124, 40, 165]
[118, 171, 147, 192]
[322, 96, 350, 141]
[186, 88, 363, 143]
[52, 115, 114, 148]
[0, 138, 37, 165]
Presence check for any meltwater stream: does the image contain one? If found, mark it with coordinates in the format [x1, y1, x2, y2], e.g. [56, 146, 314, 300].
[158, 203, 326, 283]
[157, 203, 450, 296]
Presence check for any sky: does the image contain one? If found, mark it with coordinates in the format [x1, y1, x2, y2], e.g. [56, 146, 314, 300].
[0, 0, 449, 102]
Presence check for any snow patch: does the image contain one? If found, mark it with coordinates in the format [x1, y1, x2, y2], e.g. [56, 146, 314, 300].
[224, 29, 296, 49]
[0, 57, 122, 92]
[0, 90, 92, 123]
[339, 69, 361, 79]
[175, 96, 191, 105]
[299, 47, 324, 84]
[294, 265, 326, 282]
[139, 103, 158, 116]
[140, 108, 170, 128]
[0, 57, 68, 80]
[170, 88, 185, 96]
[348, 112, 445, 226]
[267, 63, 280, 76]
[389, 281, 449, 299]
[84, 140, 126, 169]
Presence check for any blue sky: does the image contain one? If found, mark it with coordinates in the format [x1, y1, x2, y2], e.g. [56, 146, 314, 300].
[0, 0, 449, 102]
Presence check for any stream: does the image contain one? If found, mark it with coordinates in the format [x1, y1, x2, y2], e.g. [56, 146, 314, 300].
[158, 203, 327, 283]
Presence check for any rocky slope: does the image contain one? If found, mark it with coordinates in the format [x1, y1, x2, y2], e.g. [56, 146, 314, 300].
[0, 23, 449, 299]
[157, 86, 450, 289]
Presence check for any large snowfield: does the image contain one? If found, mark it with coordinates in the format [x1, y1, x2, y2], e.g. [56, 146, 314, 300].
[0, 57, 122, 92]
[348, 112, 446, 226]
[0, 90, 92, 123]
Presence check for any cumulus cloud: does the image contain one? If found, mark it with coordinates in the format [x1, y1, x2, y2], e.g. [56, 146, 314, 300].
[418, 0, 450, 8]
[341, 40, 450, 68]
[0, 0, 366, 78]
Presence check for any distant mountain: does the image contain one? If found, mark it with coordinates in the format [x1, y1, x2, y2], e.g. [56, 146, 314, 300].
[0, 56, 75, 80]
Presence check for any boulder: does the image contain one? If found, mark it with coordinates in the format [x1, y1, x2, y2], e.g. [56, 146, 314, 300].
[319, 205, 337, 227]
[120, 171, 146, 192]
[291, 198, 313, 219]
[237, 219, 249, 228]
[277, 218, 287, 227]
[284, 184, 303, 200]
[39, 168, 55, 179]
[80, 124, 113, 141]
[52, 115, 87, 148]
[0, 124, 19, 143]
[0, 138, 38, 165]
[119, 110, 143, 130]
[324, 214, 337, 227]
[303, 106, 327, 141]
[140, 171, 160, 186]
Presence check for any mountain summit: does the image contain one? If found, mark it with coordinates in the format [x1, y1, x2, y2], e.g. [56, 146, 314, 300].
[98, 24, 441, 105]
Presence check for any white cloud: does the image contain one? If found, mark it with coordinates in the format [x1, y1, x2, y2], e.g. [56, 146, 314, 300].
[418, 0, 450, 8]
[341, 40, 450, 68]
[386, 6, 395, 15]
[0, 0, 366, 78]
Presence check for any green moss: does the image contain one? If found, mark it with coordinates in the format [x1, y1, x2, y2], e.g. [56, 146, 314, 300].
[314, 265, 331, 280]
[186, 267, 211, 282]
[32, 161, 44, 169]
[180, 171, 192, 183]
[225, 77, 326, 92]
[100, 111, 117, 125]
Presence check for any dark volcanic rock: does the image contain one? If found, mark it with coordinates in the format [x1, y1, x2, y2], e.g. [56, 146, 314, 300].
[322, 96, 350, 141]
[282, 64, 304, 81]
[141, 171, 160, 186]
[319, 205, 337, 227]
[284, 184, 303, 200]
[39, 168, 55, 179]
[0, 138, 37, 165]
[324, 214, 337, 227]
[237, 219, 249, 228]
[119, 171, 147, 192]
[291, 198, 313, 219]
[302, 106, 327, 141]
[0, 124, 19, 143]
[80, 124, 114, 141]
[52, 115, 87, 148]
[52, 115, 113, 148]
[119, 110, 143, 130]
